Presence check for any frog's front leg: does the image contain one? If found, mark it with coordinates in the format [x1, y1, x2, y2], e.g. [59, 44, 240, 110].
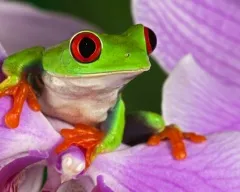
[96, 97, 125, 154]
[0, 47, 44, 128]
[132, 111, 206, 159]
[55, 96, 125, 167]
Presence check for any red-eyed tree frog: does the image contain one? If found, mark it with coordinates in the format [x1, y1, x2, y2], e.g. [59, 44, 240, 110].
[0, 24, 206, 167]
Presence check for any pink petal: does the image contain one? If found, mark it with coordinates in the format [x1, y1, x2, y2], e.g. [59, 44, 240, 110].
[87, 131, 240, 192]
[0, 97, 61, 161]
[162, 54, 240, 134]
[132, 0, 240, 85]
[0, 1, 100, 54]
[92, 175, 114, 192]
[0, 97, 61, 187]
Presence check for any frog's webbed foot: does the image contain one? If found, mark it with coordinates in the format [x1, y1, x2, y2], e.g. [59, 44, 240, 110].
[147, 124, 206, 160]
[55, 124, 104, 168]
[0, 78, 40, 128]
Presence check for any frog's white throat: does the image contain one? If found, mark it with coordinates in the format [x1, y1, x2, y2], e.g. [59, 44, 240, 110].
[38, 71, 142, 126]
[41, 71, 142, 98]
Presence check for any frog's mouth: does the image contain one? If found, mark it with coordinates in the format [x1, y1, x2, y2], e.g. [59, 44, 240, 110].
[41, 67, 148, 98]
[45, 67, 150, 78]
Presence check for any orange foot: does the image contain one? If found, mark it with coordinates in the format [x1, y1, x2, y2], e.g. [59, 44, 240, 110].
[0, 79, 40, 128]
[55, 124, 104, 168]
[147, 124, 206, 160]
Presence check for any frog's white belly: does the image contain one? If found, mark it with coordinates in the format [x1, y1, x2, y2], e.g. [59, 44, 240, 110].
[38, 72, 138, 126]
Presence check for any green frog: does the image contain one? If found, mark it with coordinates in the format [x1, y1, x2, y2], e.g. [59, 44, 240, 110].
[0, 24, 206, 166]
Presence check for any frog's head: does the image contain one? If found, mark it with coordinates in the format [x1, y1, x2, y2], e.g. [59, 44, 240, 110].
[42, 24, 157, 78]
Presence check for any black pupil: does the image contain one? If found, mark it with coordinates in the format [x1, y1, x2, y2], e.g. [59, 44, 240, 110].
[148, 28, 157, 51]
[79, 37, 96, 58]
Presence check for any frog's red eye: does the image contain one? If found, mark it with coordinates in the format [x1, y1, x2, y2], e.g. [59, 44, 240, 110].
[70, 32, 102, 63]
[144, 27, 157, 54]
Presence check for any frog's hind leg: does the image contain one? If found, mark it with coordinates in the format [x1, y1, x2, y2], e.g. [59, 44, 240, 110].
[127, 111, 206, 160]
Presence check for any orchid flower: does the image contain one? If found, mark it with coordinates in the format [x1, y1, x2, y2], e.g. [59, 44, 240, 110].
[0, 1, 240, 192]
[1, 93, 240, 192]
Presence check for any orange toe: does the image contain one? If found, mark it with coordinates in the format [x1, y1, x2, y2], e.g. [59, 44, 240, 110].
[147, 124, 206, 160]
[0, 79, 40, 128]
[55, 124, 104, 168]
[4, 112, 20, 129]
[183, 132, 206, 143]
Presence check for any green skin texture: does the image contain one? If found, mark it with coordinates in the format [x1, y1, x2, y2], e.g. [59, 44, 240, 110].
[0, 24, 165, 155]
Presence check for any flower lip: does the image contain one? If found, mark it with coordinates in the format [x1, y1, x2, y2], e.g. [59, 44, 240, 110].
[56, 146, 86, 181]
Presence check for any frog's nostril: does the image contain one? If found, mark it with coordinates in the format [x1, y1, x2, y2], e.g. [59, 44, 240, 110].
[125, 53, 130, 58]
